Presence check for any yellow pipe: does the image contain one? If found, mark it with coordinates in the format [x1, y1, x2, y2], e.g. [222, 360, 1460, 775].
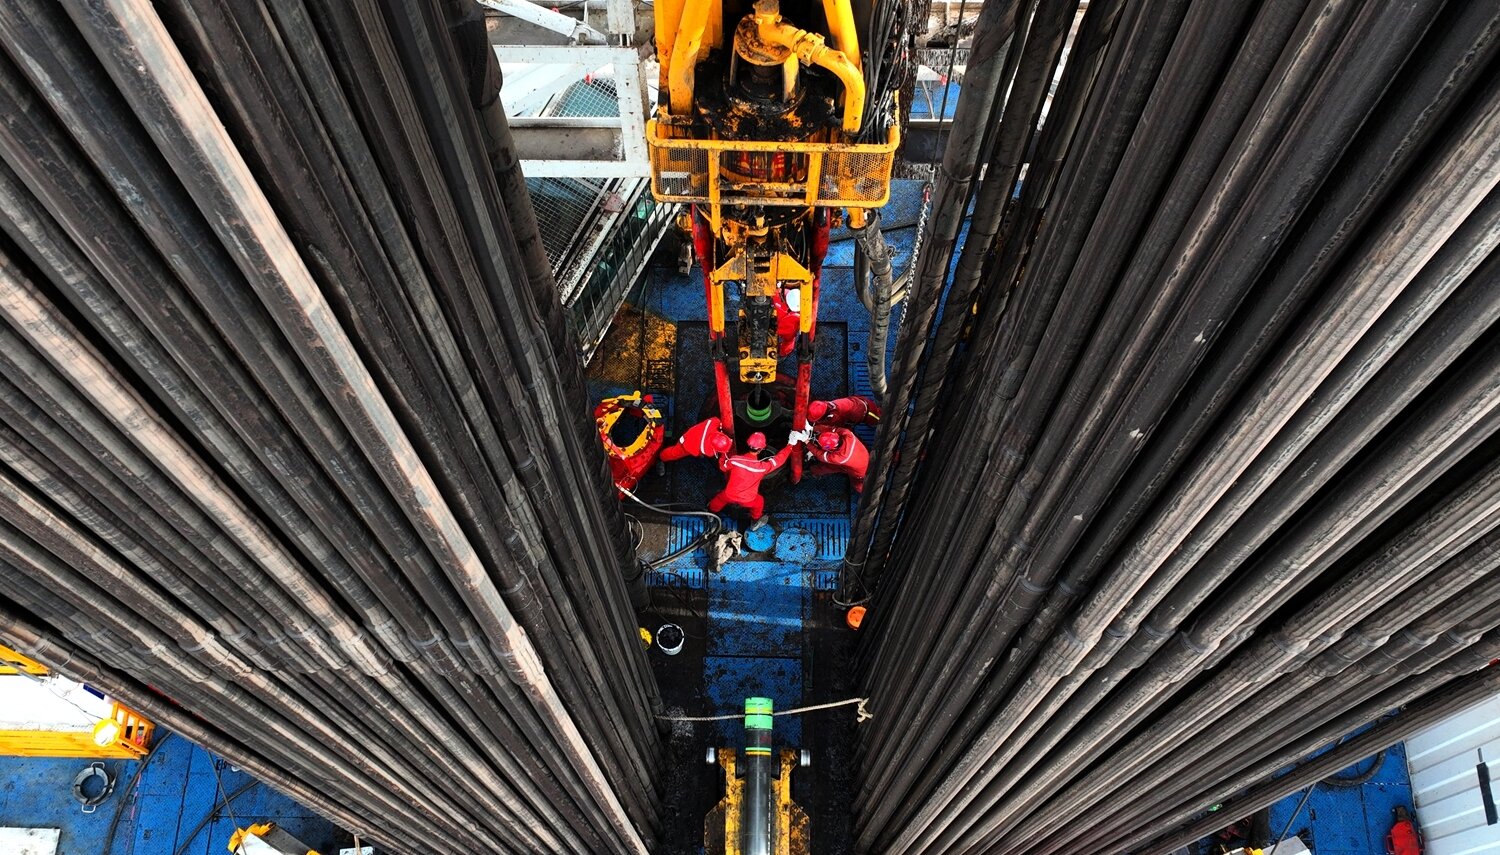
[709, 280, 726, 335]
[819, 0, 860, 72]
[655, 0, 685, 94]
[751, 0, 865, 133]
[668, 0, 713, 117]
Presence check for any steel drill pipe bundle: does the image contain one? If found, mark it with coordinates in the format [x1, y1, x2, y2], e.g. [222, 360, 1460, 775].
[850, 0, 1500, 852]
[0, 0, 659, 852]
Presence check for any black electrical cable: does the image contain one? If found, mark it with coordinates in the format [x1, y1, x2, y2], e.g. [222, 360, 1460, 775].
[624, 514, 709, 640]
[101, 732, 175, 855]
[620, 487, 724, 569]
[620, 487, 719, 643]
[170, 779, 258, 855]
[1320, 750, 1387, 789]
[1267, 784, 1317, 855]
[619, 487, 721, 639]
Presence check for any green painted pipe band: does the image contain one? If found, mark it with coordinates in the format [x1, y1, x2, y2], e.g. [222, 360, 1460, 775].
[745, 696, 774, 730]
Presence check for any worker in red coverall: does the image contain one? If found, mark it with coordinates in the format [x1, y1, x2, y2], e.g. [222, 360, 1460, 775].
[807, 426, 869, 492]
[808, 395, 882, 427]
[772, 288, 801, 358]
[659, 416, 734, 463]
[708, 431, 800, 526]
[1387, 805, 1422, 855]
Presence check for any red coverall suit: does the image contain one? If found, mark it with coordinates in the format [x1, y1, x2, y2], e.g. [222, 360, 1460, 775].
[709, 446, 794, 520]
[659, 417, 729, 463]
[809, 395, 882, 427]
[808, 427, 870, 492]
[772, 289, 800, 358]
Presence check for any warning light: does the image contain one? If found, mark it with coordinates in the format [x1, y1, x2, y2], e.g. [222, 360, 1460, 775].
[92, 719, 121, 747]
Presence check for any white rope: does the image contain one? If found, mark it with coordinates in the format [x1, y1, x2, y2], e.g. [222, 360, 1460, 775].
[658, 697, 872, 723]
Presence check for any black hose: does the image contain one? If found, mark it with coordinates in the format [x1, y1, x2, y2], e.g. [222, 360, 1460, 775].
[1267, 784, 1317, 855]
[1320, 750, 1387, 789]
[170, 779, 258, 855]
[620, 488, 724, 570]
[853, 213, 895, 402]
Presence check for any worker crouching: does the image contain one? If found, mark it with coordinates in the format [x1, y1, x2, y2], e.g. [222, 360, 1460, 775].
[709, 431, 801, 527]
[808, 395, 882, 427]
[660, 416, 734, 462]
[806, 426, 869, 492]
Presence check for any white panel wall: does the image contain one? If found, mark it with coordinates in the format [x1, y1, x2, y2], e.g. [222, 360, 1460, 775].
[0, 828, 61, 855]
[1406, 693, 1500, 855]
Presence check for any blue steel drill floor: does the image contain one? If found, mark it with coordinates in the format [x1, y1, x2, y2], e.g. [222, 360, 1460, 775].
[1265, 744, 1414, 855]
[590, 182, 933, 854]
[588, 179, 1415, 855]
[0, 736, 343, 854]
[1192, 746, 1414, 854]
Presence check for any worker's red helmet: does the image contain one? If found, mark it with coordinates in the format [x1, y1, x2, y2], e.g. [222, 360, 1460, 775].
[808, 401, 829, 421]
[817, 430, 841, 451]
[710, 432, 733, 454]
[747, 432, 767, 451]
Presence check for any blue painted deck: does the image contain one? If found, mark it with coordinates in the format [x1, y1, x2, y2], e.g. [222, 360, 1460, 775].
[601, 181, 932, 853]
[592, 179, 1419, 855]
[1265, 743, 1414, 854]
[0, 736, 342, 854]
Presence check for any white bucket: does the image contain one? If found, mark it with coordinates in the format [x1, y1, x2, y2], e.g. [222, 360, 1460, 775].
[656, 623, 685, 655]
